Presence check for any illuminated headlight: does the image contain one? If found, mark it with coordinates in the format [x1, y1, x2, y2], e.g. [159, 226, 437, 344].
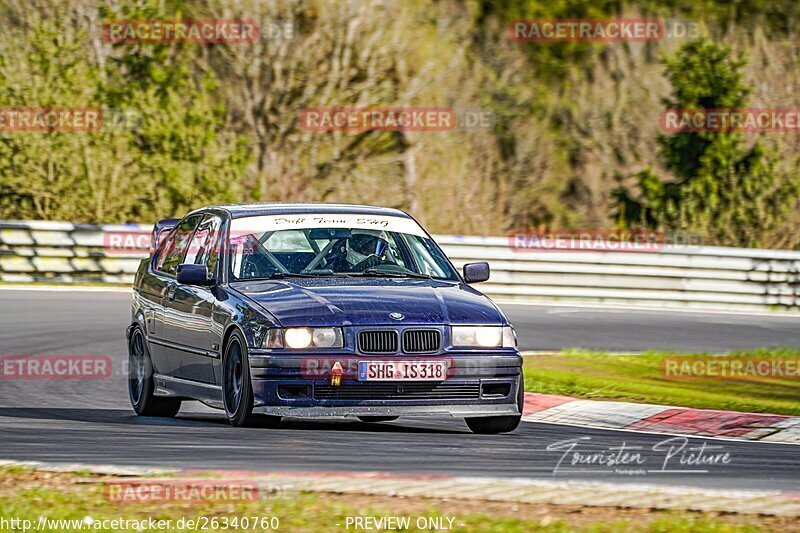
[451, 326, 516, 348]
[285, 328, 313, 349]
[261, 328, 344, 349]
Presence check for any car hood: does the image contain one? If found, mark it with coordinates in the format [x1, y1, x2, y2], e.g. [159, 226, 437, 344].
[230, 277, 505, 327]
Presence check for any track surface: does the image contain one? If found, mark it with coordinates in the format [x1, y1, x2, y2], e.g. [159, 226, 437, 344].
[504, 303, 800, 352]
[0, 290, 798, 492]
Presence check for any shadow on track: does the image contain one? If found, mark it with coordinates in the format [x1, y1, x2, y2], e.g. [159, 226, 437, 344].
[0, 407, 208, 427]
[0, 407, 466, 434]
[269, 417, 466, 435]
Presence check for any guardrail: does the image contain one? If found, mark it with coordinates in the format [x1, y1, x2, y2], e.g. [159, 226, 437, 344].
[0, 221, 146, 285]
[2, 220, 800, 313]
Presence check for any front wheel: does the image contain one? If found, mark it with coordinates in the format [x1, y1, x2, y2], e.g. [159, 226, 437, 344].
[128, 326, 181, 417]
[464, 374, 524, 435]
[222, 331, 281, 428]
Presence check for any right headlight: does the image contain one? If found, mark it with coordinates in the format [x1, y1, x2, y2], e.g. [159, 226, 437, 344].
[451, 326, 516, 348]
[261, 327, 344, 349]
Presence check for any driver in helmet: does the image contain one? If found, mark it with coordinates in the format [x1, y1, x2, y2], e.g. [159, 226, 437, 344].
[345, 231, 392, 271]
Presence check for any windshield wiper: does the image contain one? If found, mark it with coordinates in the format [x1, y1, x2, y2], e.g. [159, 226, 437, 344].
[359, 268, 432, 279]
[266, 270, 434, 279]
[269, 272, 319, 279]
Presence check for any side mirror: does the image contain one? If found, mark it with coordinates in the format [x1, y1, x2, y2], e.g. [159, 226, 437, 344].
[177, 264, 213, 286]
[463, 262, 490, 283]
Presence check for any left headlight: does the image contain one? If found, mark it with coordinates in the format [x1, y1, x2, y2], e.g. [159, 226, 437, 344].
[261, 327, 344, 349]
[451, 326, 516, 348]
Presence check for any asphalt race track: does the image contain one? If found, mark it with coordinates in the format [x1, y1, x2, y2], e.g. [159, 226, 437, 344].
[0, 289, 798, 492]
[504, 303, 800, 353]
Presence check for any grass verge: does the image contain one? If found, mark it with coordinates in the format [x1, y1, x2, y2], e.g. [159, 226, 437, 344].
[0, 469, 792, 532]
[523, 348, 800, 415]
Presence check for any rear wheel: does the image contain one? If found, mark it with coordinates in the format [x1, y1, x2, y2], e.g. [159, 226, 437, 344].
[357, 416, 399, 423]
[128, 327, 181, 417]
[464, 374, 524, 435]
[223, 331, 281, 428]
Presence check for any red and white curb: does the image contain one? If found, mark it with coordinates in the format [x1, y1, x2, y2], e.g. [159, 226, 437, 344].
[2, 460, 800, 517]
[523, 393, 800, 444]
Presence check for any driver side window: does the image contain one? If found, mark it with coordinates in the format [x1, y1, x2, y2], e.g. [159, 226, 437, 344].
[155, 216, 201, 276]
[184, 215, 223, 277]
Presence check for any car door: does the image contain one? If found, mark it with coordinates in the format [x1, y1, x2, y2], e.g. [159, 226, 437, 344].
[138, 238, 172, 376]
[151, 215, 202, 378]
[162, 214, 223, 384]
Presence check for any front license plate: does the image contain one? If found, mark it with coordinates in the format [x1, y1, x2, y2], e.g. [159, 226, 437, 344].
[358, 360, 447, 381]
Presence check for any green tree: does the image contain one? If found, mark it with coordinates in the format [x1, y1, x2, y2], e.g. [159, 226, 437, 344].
[614, 39, 799, 248]
[0, 2, 248, 223]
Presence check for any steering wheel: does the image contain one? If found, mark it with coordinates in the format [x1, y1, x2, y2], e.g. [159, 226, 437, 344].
[352, 253, 386, 272]
[241, 254, 268, 278]
[302, 237, 347, 273]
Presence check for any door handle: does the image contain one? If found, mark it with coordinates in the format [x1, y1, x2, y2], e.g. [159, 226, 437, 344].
[145, 309, 155, 333]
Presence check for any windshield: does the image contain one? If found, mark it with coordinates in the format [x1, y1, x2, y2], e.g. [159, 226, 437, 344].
[227, 214, 459, 281]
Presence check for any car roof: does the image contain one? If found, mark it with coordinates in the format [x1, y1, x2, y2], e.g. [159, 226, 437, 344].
[193, 202, 412, 220]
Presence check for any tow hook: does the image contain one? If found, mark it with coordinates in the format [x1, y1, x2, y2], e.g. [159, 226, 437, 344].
[330, 361, 343, 386]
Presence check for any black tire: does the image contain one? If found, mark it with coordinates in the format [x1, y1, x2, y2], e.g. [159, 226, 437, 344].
[128, 326, 181, 417]
[222, 331, 280, 428]
[464, 374, 524, 435]
[357, 416, 399, 423]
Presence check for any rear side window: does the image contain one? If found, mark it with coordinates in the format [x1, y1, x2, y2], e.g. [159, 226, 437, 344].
[155, 216, 201, 276]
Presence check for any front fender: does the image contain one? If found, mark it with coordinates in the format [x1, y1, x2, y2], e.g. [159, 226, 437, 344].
[216, 288, 277, 351]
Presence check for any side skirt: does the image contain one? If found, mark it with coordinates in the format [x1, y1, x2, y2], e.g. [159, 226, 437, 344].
[153, 373, 223, 404]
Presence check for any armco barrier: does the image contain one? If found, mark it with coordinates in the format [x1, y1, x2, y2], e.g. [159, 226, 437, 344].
[1, 221, 800, 313]
[439, 235, 800, 313]
[0, 221, 147, 285]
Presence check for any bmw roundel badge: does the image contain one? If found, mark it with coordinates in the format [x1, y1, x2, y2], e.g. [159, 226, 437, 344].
[389, 312, 404, 320]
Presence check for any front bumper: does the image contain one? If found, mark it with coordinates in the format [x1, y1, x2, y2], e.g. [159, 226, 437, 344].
[247, 353, 522, 418]
[252, 403, 518, 417]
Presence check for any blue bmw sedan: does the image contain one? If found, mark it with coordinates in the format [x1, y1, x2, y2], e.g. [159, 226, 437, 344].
[127, 203, 523, 433]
